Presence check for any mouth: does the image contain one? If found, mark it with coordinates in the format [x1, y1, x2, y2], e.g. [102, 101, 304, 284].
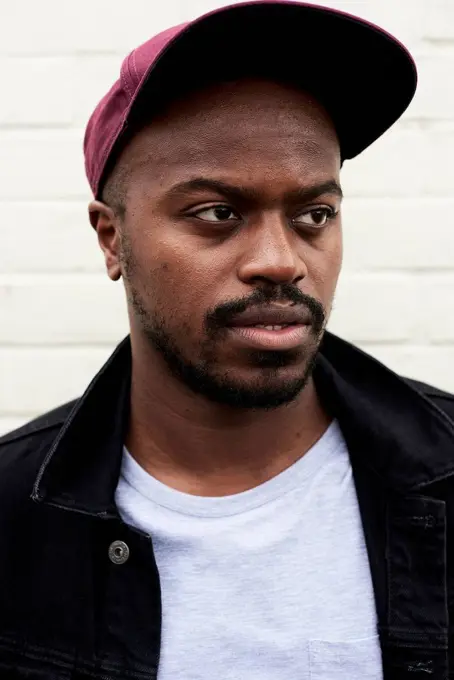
[224, 305, 313, 350]
[245, 323, 298, 331]
[227, 304, 312, 328]
[227, 318, 311, 351]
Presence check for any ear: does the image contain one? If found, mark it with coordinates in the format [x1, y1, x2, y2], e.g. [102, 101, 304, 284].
[89, 201, 122, 281]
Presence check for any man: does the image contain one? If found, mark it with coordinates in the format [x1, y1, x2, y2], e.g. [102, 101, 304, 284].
[1, 1, 453, 679]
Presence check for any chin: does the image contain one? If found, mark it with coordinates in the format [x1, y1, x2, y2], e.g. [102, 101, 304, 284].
[151, 330, 317, 409]
[209, 374, 309, 410]
[199, 360, 314, 410]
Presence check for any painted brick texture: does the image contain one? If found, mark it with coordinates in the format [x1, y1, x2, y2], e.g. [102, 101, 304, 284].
[1, 0, 453, 433]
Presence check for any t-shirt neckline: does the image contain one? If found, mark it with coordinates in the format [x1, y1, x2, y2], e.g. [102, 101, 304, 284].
[120, 420, 344, 518]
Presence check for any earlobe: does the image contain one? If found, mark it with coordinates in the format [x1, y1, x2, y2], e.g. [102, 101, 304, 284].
[88, 200, 122, 281]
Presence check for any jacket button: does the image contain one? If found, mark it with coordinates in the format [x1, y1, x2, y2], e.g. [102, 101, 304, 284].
[108, 540, 130, 565]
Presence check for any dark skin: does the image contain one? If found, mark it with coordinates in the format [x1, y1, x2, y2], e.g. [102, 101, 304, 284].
[90, 79, 343, 496]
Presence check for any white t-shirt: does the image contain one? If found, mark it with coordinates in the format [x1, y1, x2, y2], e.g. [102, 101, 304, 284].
[115, 421, 383, 680]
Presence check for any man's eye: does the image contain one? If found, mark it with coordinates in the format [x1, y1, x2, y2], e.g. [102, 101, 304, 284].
[191, 205, 239, 222]
[294, 207, 337, 228]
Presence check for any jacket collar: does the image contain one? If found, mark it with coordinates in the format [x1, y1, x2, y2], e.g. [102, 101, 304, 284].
[32, 337, 131, 517]
[33, 333, 454, 516]
[316, 333, 454, 492]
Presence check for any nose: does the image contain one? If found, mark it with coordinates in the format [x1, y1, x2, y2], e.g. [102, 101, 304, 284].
[238, 214, 307, 286]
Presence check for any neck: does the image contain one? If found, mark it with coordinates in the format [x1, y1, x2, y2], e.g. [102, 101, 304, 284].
[125, 334, 332, 496]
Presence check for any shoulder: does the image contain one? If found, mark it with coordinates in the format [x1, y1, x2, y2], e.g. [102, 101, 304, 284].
[0, 401, 77, 498]
[403, 378, 454, 421]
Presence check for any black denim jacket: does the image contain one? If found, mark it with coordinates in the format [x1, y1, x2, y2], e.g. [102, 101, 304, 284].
[1, 332, 454, 680]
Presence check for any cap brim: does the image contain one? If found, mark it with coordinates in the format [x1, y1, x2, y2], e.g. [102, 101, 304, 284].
[125, 1, 417, 162]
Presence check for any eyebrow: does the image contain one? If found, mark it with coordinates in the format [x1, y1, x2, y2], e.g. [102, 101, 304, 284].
[166, 178, 343, 205]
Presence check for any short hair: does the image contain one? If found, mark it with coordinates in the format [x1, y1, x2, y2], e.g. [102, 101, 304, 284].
[100, 161, 128, 220]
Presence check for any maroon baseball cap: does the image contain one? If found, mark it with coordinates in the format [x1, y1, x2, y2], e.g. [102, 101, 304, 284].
[84, 0, 417, 199]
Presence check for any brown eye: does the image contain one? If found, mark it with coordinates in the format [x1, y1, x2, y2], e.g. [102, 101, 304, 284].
[294, 207, 336, 228]
[192, 205, 239, 222]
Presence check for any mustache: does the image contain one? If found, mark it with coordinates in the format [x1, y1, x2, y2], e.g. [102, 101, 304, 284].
[205, 285, 326, 335]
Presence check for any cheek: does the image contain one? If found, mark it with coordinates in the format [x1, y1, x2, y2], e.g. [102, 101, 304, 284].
[308, 230, 343, 299]
[130, 235, 215, 325]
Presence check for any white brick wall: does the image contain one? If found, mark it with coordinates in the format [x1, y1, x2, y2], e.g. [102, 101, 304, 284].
[1, 0, 453, 434]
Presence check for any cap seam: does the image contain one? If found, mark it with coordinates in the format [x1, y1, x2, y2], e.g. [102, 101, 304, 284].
[95, 49, 153, 196]
[121, 55, 134, 99]
[131, 50, 140, 85]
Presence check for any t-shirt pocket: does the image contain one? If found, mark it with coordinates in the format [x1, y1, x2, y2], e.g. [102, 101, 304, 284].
[309, 636, 383, 680]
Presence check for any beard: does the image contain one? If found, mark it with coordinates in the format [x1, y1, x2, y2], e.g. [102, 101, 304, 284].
[127, 279, 326, 411]
[121, 230, 326, 410]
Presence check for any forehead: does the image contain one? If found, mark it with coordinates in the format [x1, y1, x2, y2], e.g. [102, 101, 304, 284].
[121, 79, 341, 189]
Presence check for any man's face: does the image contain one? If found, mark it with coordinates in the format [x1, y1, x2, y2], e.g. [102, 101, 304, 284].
[100, 79, 343, 409]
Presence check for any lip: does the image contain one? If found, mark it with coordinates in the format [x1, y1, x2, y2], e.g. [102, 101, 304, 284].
[229, 305, 312, 328]
[228, 324, 310, 351]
